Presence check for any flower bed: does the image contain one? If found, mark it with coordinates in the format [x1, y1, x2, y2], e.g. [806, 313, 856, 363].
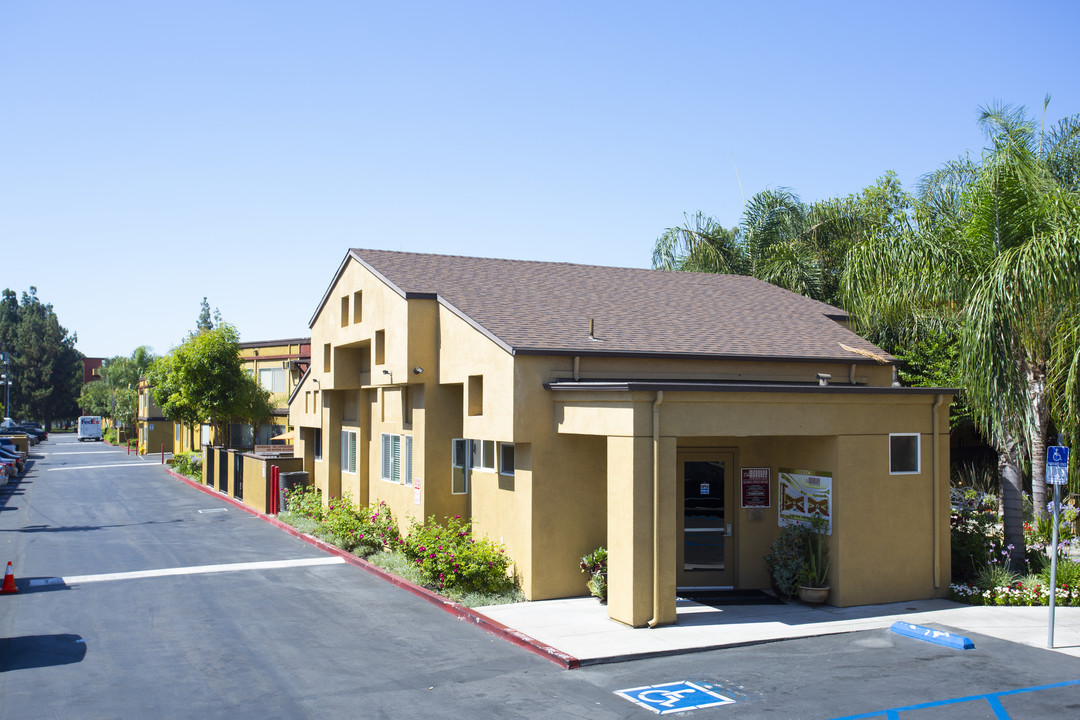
[950, 580, 1080, 606]
[278, 486, 519, 606]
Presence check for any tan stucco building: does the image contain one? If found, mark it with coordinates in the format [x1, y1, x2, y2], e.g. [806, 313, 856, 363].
[289, 249, 953, 628]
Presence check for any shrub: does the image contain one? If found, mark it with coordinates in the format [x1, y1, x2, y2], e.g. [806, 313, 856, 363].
[974, 562, 1019, 592]
[1040, 558, 1080, 589]
[950, 487, 1000, 584]
[1024, 499, 1078, 562]
[171, 451, 203, 481]
[401, 515, 514, 594]
[284, 485, 324, 522]
[323, 496, 399, 557]
[580, 547, 607, 602]
[765, 523, 811, 599]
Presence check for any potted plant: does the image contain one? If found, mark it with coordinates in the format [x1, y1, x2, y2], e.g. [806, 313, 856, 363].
[797, 514, 830, 604]
[580, 547, 607, 603]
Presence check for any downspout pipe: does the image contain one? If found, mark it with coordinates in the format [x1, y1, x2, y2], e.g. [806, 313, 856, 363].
[932, 394, 944, 589]
[648, 391, 664, 628]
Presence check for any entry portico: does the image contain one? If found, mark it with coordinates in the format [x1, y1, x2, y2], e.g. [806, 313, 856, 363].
[552, 381, 951, 626]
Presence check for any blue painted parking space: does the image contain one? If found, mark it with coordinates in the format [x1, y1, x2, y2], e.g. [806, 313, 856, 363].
[615, 680, 736, 714]
[830, 678, 1080, 720]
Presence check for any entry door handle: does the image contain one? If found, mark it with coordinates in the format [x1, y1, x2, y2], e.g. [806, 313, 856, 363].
[726, 522, 732, 536]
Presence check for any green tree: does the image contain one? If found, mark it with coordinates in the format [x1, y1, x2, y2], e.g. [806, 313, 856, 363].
[196, 297, 214, 333]
[653, 173, 912, 307]
[844, 99, 1080, 567]
[146, 324, 271, 447]
[0, 287, 83, 428]
[79, 346, 157, 430]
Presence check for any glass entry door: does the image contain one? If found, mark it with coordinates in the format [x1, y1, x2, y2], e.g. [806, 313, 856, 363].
[677, 451, 735, 588]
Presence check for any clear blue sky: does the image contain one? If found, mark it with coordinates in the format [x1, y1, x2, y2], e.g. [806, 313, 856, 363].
[2, 1, 1077, 359]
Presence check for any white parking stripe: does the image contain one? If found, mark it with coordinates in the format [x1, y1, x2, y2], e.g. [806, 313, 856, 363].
[29, 557, 345, 586]
[47, 462, 158, 471]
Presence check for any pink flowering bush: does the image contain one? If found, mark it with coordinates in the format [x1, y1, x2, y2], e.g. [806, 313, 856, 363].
[284, 485, 325, 522]
[401, 515, 513, 594]
[324, 495, 400, 557]
[284, 488, 399, 557]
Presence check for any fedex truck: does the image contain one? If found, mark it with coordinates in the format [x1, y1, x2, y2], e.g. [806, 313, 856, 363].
[78, 416, 103, 442]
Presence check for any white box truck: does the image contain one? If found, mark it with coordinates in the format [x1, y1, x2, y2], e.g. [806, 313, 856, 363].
[78, 416, 103, 442]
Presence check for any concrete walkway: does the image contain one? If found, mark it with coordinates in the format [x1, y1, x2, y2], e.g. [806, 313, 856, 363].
[479, 595, 1080, 666]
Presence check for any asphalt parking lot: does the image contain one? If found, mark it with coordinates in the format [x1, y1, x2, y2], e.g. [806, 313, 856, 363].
[2, 435, 1078, 719]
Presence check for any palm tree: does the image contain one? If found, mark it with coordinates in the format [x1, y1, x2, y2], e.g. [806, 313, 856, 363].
[653, 175, 910, 307]
[844, 99, 1080, 568]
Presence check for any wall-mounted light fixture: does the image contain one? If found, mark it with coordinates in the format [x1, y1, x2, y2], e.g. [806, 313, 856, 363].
[413, 367, 423, 375]
[383, 369, 393, 384]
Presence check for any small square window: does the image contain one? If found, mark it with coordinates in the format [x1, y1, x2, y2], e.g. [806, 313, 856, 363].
[499, 443, 514, 476]
[890, 433, 920, 474]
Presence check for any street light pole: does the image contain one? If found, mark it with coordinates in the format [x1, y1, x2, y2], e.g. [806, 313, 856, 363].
[0, 351, 10, 419]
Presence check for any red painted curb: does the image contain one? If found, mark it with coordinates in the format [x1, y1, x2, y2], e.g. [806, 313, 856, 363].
[163, 468, 580, 670]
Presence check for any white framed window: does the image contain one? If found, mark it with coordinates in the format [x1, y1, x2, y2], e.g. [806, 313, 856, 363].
[470, 439, 496, 471]
[381, 433, 411, 484]
[889, 433, 920, 475]
[499, 443, 514, 476]
[452, 438, 469, 494]
[341, 430, 356, 474]
[259, 367, 287, 393]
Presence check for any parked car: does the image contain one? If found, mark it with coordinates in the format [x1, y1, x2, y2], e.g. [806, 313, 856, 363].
[5, 429, 37, 446]
[17, 425, 46, 442]
[0, 447, 24, 475]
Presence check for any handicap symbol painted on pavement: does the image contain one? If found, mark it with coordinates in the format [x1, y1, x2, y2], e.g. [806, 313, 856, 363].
[616, 680, 736, 714]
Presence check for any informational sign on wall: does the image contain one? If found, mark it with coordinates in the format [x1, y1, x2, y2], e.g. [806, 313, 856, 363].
[779, 468, 832, 534]
[740, 467, 771, 508]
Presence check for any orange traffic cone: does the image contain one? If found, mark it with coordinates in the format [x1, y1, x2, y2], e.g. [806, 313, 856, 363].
[1, 561, 17, 594]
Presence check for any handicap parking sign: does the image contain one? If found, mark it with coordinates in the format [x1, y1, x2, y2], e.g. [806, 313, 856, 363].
[1047, 446, 1070, 486]
[616, 681, 735, 714]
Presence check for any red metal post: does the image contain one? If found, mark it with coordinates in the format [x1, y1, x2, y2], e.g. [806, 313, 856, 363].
[270, 465, 279, 514]
[161, 444, 165, 464]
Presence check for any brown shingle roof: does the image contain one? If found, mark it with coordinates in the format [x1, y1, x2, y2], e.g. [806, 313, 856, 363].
[349, 249, 892, 362]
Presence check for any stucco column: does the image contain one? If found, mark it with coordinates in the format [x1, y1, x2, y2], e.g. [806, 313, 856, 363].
[605, 434, 678, 627]
[322, 390, 342, 501]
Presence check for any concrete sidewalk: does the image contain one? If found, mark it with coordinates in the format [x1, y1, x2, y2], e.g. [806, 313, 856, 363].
[479, 595, 1080, 666]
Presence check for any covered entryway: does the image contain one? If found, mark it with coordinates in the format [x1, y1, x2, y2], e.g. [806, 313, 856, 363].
[552, 381, 952, 629]
[677, 450, 734, 589]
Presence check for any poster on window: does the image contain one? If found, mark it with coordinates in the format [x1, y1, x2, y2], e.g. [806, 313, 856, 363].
[778, 468, 832, 534]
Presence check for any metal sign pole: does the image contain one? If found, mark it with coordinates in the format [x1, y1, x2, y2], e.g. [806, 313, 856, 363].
[1046, 443, 1070, 649]
[1048, 481, 1060, 648]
